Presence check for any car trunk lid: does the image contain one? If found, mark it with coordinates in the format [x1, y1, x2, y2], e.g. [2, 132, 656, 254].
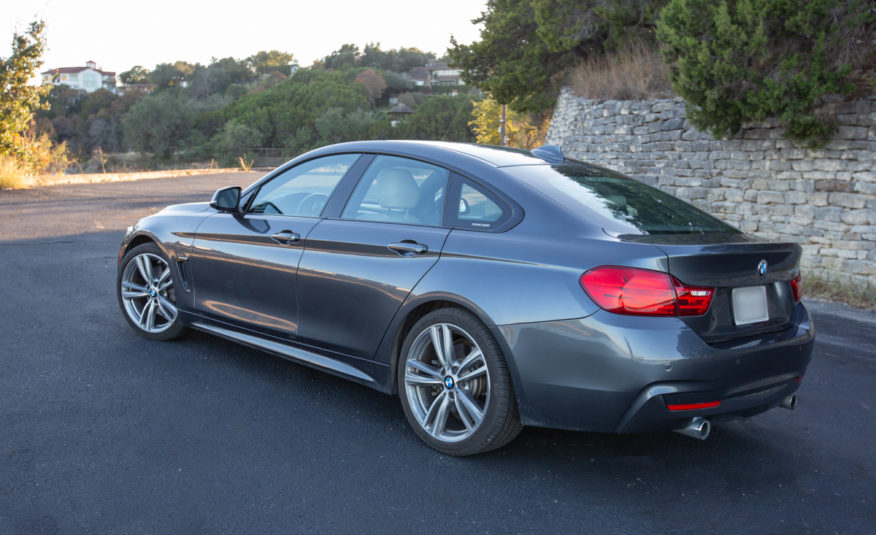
[623, 233, 801, 343]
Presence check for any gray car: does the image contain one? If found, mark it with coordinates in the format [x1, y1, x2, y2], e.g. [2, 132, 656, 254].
[117, 141, 814, 455]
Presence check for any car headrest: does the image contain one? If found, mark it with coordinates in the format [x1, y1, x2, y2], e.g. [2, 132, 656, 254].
[376, 168, 419, 210]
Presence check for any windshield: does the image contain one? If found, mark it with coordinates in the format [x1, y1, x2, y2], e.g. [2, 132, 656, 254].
[508, 162, 739, 235]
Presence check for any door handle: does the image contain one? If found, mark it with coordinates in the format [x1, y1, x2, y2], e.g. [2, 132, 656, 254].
[271, 230, 300, 245]
[388, 241, 428, 256]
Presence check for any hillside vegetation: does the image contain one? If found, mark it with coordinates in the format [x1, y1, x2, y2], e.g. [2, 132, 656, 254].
[450, 0, 875, 147]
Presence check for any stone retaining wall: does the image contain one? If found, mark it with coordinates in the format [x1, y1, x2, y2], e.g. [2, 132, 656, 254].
[546, 89, 876, 286]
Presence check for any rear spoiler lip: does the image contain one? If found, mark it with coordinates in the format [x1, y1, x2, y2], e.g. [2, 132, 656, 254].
[656, 241, 802, 288]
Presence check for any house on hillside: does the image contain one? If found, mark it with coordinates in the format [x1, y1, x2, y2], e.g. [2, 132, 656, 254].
[426, 62, 464, 87]
[41, 60, 117, 93]
[406, 66, 429, 87]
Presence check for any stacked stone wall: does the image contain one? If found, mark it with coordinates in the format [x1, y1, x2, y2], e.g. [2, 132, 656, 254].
[546, 89, 876, 286]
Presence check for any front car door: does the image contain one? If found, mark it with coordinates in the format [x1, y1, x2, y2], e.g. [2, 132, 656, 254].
[187, 153, 363, 339]
[296, 155, 452, 358]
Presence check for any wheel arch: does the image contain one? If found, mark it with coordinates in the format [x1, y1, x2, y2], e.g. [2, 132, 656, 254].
[381, 294, 523, 406]
[119, 230, 167, 265]
[125, 233, 156, 253]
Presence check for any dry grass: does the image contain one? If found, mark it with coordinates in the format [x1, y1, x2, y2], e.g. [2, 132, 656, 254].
[237, 154, 254, 171]
[0, 155, 30, 189]
[806, 273, 876, 311]
[571, 43, 674, 100]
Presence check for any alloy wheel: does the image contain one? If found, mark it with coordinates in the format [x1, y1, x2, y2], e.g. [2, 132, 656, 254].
[120, 252, 178, 334]
[403, 322, 491, 443]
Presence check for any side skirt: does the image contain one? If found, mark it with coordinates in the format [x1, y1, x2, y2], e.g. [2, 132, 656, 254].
[189, 320, 390, 391]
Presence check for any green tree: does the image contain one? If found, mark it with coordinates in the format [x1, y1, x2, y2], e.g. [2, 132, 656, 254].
[449, 0, 574, 112]
[360, 43, 436, 72]
[247, 50, 295, 76]
[449, 0, 668, 112]
[149, 61, 195, 89]
[396, 95, 474, 141]
[314, 107, 387, 145]
[381, 70, 414, 97]
[119, 65, 150, 85]
[213, 119, 263, 166]
[186, 58, 251, 99]
[0, 20, 49, 161]
[219, 71, 368, 146]
[657, 0, 873, 146]
[122, 92, 191, 159]
[321, 44, 360, 70]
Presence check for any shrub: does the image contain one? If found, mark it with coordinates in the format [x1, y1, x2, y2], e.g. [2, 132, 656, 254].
[0, 154, 27, 188]
[212, 119, 263, 166]
[657, 0, 874, 147]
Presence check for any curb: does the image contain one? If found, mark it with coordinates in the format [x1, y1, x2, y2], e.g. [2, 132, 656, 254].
[27, 168, 251, 188]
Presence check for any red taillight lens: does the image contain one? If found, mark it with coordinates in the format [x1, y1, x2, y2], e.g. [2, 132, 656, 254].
[579, 266, 713, 317]
[674, 279, 715, 316]
[580, 267, 676, 315]
[790, 272, 802, 302]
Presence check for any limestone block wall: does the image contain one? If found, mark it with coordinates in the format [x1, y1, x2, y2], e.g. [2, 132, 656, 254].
[546, 89, 876, 286]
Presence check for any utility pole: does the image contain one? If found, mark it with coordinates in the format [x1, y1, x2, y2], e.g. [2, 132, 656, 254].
[500, 103, 507, 146]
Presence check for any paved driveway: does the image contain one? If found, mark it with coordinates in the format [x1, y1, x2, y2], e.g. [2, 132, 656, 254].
[1, 174, 874, 533]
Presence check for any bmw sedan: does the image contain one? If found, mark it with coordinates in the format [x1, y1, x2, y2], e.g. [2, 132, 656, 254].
[117, 141, 814, 455]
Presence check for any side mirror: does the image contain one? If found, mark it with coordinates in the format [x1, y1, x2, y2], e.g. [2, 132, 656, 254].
[210, 186, 241, 213]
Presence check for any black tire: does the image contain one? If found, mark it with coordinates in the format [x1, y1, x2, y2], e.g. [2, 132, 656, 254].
[397, 307, 522, 456]
[117, 242, 188, 341]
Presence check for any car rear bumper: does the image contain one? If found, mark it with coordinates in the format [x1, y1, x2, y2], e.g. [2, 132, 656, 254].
[494, 302, 814, 433]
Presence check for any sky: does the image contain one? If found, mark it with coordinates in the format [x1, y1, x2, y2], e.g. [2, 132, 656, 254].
[4, 0, 488, 76]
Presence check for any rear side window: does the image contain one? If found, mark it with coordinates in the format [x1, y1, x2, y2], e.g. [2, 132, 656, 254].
[448, 178, 512, 231]
[507, 163, 738, 235]
[342, 155, 449, 227]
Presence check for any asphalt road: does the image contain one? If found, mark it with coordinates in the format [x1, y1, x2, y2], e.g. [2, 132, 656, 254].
[1, 174, 874, 534]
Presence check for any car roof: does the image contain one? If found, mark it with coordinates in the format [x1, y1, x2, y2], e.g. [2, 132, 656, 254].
[305, 140, 551, 168]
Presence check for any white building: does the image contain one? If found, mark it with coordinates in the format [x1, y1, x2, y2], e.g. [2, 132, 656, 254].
[41, 60, 116, 93]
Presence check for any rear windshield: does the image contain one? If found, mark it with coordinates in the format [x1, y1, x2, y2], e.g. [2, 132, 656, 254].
[508, 162, 739, 235]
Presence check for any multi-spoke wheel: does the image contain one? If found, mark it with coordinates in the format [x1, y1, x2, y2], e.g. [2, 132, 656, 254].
[117, 243, 187, 340]
[398, 308, 522, 456]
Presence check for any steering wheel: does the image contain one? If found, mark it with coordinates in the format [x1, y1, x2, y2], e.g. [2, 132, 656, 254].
[297, 193, 329, 216]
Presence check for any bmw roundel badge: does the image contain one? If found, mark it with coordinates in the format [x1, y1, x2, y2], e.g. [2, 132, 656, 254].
[757, 259, 768, 277]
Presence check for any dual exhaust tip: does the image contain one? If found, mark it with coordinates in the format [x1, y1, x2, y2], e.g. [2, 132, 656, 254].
[673, 394, 798, 441]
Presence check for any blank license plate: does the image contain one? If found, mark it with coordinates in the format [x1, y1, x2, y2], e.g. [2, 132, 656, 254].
[732, 286, 769, 325]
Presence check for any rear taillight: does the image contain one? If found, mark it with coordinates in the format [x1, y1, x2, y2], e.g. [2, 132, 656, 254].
[674, 279, 714, 316]
[790, 272, 802, 302]
[579, 266, 713, 317]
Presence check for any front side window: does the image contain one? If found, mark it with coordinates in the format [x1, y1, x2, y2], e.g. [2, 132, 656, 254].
[249, 154, 359, 217]
[342, 155, 449, 226]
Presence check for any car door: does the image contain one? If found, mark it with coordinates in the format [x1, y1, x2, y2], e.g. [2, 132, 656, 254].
[296, 155, 451, 358]
[187, 153, 364, 339]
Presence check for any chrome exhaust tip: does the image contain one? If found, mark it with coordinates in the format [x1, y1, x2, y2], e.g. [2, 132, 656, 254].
[779, 394, 798, 410]
[674, 417, 711, 440]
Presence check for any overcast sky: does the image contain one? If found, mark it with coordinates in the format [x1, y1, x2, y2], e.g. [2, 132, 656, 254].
[4, 0, 488, 75]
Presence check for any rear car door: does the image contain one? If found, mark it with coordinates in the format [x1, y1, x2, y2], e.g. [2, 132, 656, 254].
[187, 154, 363, 339]
[296, 155, 451, 358]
